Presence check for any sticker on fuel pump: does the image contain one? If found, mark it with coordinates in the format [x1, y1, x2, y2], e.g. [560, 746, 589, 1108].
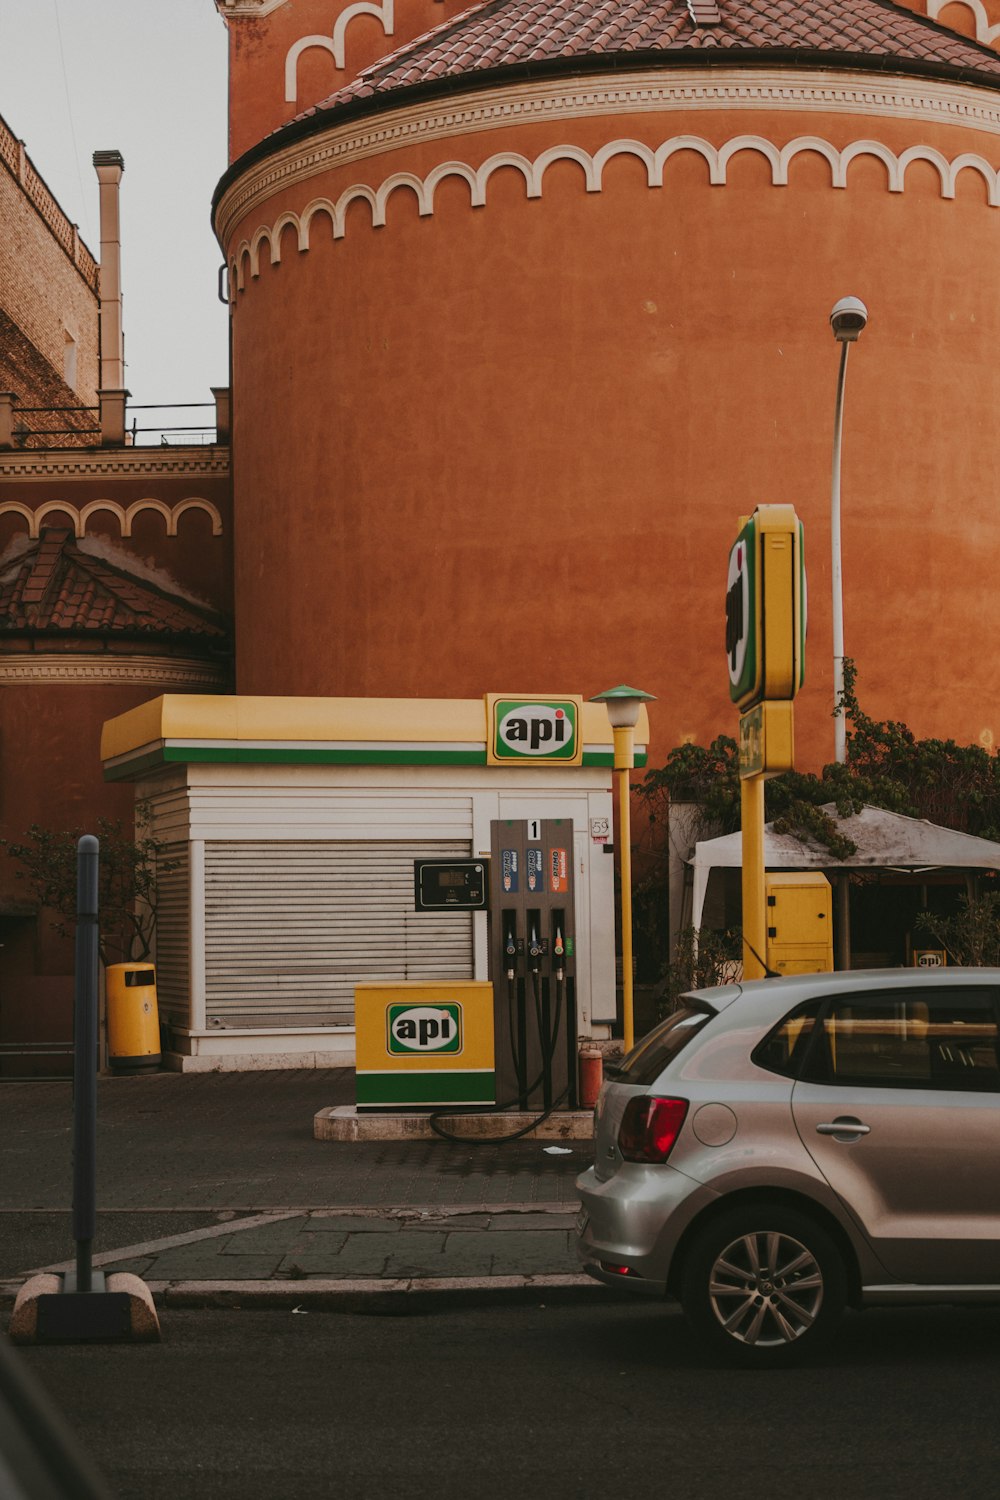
[526, 847, 544, 892]
[387, 1003, 462, 1055]
[501, 849, 519, 893]
[550, 848, 569, 892]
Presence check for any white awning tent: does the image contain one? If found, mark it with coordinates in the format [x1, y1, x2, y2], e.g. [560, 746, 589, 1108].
[689, 804, 1000, 931]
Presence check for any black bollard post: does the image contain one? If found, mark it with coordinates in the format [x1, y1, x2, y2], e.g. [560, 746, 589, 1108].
[9, 834, 161, 1342]
[72, 834, 100, 1295]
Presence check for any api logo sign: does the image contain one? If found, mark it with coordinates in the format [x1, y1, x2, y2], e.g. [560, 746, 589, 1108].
[387, 1003, 463, 1056]
[487, 695, 582, 765]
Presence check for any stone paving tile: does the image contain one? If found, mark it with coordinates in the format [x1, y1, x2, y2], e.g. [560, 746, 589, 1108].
[324, 1233, 440, 1276]
[213, 1216, 312, 1249]
[488, 1233, 576, 1277]
[146, 1251, 284, 1279]
[262, 1232, 349, 1263]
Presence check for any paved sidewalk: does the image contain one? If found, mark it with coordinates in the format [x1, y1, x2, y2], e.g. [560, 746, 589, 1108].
[1, 1070, 609, 1313]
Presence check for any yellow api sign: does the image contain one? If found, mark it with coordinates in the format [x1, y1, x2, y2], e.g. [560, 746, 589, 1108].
[355, 981, 495, 1109]
[726, 506, 806, 710]
[486, 695, 583, 766]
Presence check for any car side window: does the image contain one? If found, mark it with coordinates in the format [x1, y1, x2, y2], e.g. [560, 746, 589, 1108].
[752, 1001, 823, 1079]
[801, 988, 1000, 1092]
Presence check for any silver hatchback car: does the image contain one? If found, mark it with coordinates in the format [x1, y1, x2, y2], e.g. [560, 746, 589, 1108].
[576, 968, 1000, 1365]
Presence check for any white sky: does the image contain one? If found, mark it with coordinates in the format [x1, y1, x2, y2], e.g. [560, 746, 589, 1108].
[0, 0, 229, 435]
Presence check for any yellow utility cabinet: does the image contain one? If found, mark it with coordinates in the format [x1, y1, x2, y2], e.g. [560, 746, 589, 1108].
[355, 981, 495, 1109]
[765, 874, 834, 976]
[106, 962, 161, 1072]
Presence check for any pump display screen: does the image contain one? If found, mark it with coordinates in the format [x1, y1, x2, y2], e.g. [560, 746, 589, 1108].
[414, 860, 489, 911]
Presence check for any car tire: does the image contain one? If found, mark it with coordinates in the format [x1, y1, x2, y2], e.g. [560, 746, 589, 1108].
[678, 1204, 847, 1367]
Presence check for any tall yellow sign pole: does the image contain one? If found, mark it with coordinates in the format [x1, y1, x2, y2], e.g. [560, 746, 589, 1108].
[726, 507, 804, 980]
[740, 774, 767, 980]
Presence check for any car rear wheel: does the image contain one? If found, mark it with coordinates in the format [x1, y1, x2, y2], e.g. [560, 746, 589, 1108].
[678, 1205, 846, 1367]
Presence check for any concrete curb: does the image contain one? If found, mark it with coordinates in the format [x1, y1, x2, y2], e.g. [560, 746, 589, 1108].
[3, 1273, 619, 1317]
[155, 1273, 618, 1312]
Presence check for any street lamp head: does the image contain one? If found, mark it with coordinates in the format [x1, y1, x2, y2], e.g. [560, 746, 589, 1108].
[590, 684, 656, 731]
[830, 296, 869, 344]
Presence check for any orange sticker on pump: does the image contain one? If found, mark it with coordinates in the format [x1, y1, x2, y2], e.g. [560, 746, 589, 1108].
[550, 848, 569, 892]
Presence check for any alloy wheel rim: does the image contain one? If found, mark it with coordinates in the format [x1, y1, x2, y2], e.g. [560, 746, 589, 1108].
[708, 1230, 824, 1347]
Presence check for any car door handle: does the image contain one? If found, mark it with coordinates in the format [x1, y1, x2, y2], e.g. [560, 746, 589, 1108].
[816, 1119, 871, 1138]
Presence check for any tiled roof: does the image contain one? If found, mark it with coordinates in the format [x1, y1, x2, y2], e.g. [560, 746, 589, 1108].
[296, 0, 1000, 119]
[0, 529, 229, 640]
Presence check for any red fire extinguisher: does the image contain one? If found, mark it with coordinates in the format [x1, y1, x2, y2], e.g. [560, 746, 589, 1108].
[578, 1044, 603, 1109]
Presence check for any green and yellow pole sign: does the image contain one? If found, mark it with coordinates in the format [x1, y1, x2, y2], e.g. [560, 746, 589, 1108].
[726, 506, 805, 980]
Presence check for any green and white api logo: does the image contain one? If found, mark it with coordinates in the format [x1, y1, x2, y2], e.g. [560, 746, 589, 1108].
[488, 696, 581, 764]
[387, 1003, 463, 1055]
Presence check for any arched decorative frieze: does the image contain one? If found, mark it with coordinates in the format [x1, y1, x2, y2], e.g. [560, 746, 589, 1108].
[170, 498, 224, 537]
[80, 500, 128, 534]
[124, 498, 174, 535]
[927, 0, 1000, 47]
[284, 1, 395, 103]
[0, 501, 35, 533]
[0, 497, 224, 540]
[228, 132, 1000, 292]
[214, 70, 1000, 244]
[32, 500, 79, 532]
[285, 35, 337, 102]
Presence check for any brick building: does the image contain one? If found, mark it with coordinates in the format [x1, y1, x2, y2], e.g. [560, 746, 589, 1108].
[0, 111, 100, 446]
[0, 117, 232, 1074]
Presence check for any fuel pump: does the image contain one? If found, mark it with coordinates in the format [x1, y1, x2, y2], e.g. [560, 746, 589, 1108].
[488, 818, 577, 1112]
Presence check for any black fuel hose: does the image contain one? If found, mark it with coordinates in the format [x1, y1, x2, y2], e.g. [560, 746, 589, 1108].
[429, 971, 570, 1144]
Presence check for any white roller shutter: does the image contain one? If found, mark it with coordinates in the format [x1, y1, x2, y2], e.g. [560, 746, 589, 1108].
[204, 840, 474, 1028]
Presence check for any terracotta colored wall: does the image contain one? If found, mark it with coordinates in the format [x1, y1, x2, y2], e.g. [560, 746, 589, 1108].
[224, 0, 470, 162]
[222, 87, 1000, 772]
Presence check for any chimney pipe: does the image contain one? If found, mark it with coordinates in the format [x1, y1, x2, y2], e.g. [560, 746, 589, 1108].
[92, 150, 126, 392]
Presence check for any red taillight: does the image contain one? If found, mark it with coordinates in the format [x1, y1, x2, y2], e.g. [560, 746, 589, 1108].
[618, 1096, 688, 1163]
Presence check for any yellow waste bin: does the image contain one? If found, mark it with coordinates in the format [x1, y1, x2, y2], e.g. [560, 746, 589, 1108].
[106, 963, 161, 1073]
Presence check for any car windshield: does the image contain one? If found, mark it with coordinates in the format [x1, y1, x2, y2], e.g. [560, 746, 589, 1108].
[608, 1003, 714, 1086]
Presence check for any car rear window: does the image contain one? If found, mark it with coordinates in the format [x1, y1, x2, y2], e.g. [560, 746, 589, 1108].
[608, 1005, 713, 1086]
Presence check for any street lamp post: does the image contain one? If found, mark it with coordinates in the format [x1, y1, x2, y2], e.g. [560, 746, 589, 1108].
[591, 685, 656, 1053]
[829, 295, 868, 766]
[829, 296, 868, 973]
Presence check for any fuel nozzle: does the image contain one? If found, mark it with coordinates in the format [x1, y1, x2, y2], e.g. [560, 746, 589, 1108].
[504, 925, 518, 982]
[553, 923, 565, 983]
[528, 923, 543, 974]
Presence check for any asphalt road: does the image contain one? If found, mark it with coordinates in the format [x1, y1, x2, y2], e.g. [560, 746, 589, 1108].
[10, 1299, 1000, 1500]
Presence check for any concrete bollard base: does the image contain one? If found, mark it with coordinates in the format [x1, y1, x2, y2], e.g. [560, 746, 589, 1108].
[8, 1271, 160, 1345]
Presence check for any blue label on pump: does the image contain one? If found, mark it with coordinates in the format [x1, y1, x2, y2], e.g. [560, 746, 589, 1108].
[526, 847, 545, 893]
[501, 849, 519, 893]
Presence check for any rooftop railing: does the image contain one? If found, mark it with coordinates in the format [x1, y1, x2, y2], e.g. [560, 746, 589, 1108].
[0, 389, 231, 451]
